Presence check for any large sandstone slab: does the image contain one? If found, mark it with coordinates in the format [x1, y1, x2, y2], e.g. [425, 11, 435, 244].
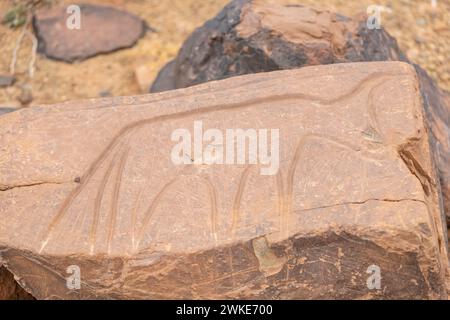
[0, 62, 449, 299]
[150, 0, 450, 225]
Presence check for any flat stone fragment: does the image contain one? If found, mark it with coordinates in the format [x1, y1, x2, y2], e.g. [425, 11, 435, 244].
[33, 4, 146, 62]
[0, 74, 16, 87]
[151, 0, 450, 224]
[0, 62, 449, 299]
[0, 107, 18, 116]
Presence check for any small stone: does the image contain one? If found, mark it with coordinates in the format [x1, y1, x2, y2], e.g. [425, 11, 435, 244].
[0, 62, 448, 299]
[17, 87, 33, 106]
[33, 4, 146, 62]
[0, 107, 18, 116]
[414, 35, 424, 44]
[98, 90, 112, 98]
[416, 18, 427, 26]
[0, 74, 16, 87]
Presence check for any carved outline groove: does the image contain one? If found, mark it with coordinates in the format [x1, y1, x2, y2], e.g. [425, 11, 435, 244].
[39, 72, 397, 253]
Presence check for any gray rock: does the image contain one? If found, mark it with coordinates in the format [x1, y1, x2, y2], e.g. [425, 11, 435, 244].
[0, 108, 18, 116]
[33, 4, 146, 62]
[0, 74, 16, 88]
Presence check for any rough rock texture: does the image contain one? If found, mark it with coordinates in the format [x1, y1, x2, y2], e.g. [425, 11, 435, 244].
[33, 4, 146, 62]
[0, 62, 449, 299]
[414, 66, 450, 226]
[150, 0, 407, 92]
[0, 266, 34, 300]
[150, 0, 450, 224]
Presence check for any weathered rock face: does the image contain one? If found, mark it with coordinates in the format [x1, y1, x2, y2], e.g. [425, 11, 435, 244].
[150, 0, 450, 224]
[33, 4, 146, 62]
[0, 266, 34, 300]
[414, 66, 450, 225]
[0, 62, 449, 299]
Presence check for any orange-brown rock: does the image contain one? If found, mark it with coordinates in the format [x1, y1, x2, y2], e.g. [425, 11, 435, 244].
[0, 62, 449, 299]
[414, 67, 450, 225]
[0, 266, 34, 300]
[150, 0, 450, 224]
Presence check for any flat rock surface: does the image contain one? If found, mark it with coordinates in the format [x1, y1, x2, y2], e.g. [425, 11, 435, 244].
[33, 4, 146, 62]
[0, 62, 448, 299]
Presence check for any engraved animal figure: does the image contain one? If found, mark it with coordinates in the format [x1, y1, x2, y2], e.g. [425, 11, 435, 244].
[39, 72, 396, 254]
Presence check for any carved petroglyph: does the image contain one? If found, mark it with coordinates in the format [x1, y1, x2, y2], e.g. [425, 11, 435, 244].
[89, 146, 118, 255]
[39, 72, 397, 254]
[231, 166, 252, 240]
[203, 176, 220, 243]
[133, 178, 178, 252]
[3, 62, 448, 299]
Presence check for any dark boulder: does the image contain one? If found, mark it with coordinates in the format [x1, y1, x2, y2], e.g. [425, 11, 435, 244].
[150, 0, 408, 92]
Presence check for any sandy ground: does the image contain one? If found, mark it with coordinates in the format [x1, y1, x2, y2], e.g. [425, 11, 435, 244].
[0, 0, 449, 107]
